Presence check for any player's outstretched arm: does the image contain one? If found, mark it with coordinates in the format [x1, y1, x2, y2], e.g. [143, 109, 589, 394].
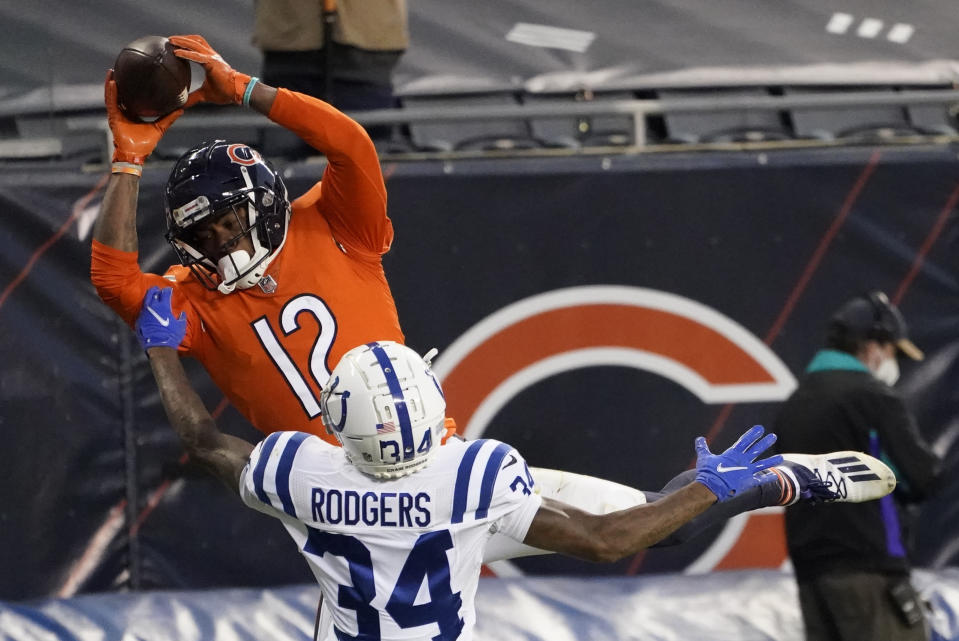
[171, 34, 388, 253]
[94, 70, 182, 252]
[137, 287, 253, 491]
[522, 426, 782, 562]
[524, 485, 715, 562]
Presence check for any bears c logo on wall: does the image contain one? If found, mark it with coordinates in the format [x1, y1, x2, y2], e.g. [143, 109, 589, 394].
[431, 285, 797, 574]
[433, 285, 795, 438]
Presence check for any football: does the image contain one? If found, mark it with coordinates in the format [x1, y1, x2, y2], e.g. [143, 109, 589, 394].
[113, 35, 191, 121]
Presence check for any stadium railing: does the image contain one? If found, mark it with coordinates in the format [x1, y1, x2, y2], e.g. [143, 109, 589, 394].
[1, 84, 958, 163]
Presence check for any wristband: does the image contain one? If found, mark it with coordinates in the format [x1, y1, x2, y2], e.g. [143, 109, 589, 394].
[242, 77, 259, 107]
[111, 162, 143, 177]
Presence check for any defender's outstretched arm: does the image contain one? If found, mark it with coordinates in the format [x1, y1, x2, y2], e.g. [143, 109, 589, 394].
[137, 287, 252, 491]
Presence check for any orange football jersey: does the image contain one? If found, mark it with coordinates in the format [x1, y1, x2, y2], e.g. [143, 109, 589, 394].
[91, 89, 403, 443]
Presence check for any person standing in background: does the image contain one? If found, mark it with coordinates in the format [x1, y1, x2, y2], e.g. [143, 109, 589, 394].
[253, 0, 407, 147]
[774, 291, 942, 641]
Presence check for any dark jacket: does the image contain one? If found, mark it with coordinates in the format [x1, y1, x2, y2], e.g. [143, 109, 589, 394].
[774, 350, 941, 579]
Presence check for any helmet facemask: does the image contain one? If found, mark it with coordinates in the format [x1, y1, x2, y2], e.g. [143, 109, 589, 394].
[211, 202, 272, 293]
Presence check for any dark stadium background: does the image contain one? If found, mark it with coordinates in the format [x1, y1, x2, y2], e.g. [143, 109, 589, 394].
[1, 1, 958, 639]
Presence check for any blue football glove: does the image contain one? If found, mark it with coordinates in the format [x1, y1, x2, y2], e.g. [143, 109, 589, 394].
[694, 425, 783, 501]
[135, 286, 186, 351]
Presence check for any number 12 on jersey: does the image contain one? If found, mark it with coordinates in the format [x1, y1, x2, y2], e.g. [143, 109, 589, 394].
[252, 294, 337, 419]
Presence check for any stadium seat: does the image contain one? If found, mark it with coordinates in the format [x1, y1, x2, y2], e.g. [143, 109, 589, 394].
[0, 85, 108, 162]
[401, 93, 540, 152]
[904, 89, 959, 135]
[523, 90, 637, 148]
[153, 104, 266, 161]
[782, 87, 922, 141]
[657, 88, 791, 144]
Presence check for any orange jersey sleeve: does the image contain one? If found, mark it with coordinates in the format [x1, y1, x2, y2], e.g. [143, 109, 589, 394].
[268, 89, 392, 258]
[89, 239, 200, 350]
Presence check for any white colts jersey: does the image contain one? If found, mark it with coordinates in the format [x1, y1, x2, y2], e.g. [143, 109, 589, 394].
[239, 432, 543, 641]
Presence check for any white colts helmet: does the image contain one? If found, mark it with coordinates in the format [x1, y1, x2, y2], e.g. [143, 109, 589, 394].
[320, 341, 447, 479]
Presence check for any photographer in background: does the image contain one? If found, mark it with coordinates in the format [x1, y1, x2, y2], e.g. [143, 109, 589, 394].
[774, 292, 942, 641]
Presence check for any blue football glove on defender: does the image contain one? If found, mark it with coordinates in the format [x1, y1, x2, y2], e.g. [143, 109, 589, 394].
[695, 425, 783, 501]
[135, 286, 186, 351]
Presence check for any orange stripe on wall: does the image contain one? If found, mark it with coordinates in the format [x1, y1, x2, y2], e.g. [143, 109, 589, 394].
[714, 513, 788, 570]
[443, 304, 774, 428]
